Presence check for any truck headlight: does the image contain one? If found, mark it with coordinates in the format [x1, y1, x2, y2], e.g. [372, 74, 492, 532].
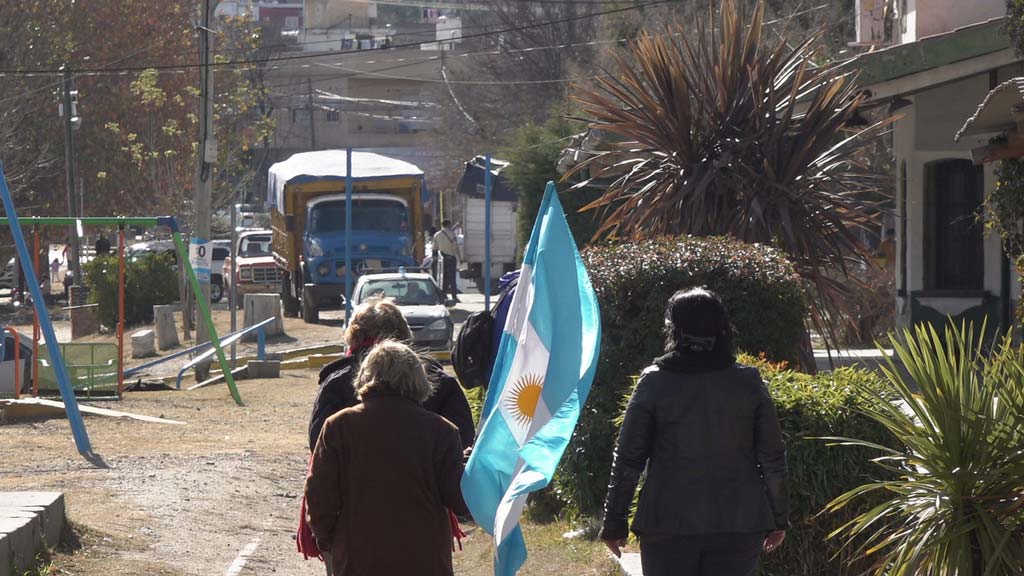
[239, 267, 252, 281]
[317, 263, 330, 277]
[309, 239, 325, 257]
[427, 318, 448, 331]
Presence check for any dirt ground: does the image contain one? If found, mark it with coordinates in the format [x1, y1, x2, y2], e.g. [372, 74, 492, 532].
[0, 370, 616, 575]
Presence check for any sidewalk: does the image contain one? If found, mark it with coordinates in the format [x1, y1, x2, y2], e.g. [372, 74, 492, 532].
[614, 552, 643, 575]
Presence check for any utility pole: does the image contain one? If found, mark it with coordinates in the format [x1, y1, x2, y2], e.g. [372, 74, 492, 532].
[195, 0, 217, 344]
[60, 65, 82, 287]
[307, 78, 317, 150]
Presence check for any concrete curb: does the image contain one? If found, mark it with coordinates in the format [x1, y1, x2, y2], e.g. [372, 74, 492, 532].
[0, 492, 64, 576]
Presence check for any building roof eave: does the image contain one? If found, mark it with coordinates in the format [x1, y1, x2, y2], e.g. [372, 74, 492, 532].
[848, 18, 1016, 102]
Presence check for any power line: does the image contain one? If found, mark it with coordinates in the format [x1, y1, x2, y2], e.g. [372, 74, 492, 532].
[0, 0, 668, 75]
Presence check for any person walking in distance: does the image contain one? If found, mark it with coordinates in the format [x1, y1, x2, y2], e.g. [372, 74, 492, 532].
[600, 288, 789, 576]
[432, 220, 459, 303]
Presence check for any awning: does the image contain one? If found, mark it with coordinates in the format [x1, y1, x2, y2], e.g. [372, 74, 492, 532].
[954, 77, 1024, 141]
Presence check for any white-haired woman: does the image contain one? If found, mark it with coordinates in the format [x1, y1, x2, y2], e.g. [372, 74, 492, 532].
[305, 341, 469, 576]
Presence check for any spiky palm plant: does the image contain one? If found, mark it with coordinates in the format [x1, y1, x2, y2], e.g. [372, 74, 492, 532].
[823, 323, 1024, 575]
[569, 0, 889, 344]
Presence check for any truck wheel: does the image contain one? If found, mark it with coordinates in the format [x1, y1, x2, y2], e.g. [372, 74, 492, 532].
[281, 275, 299, 317]
[210, 279, 224, 303]
[301, 286, 319, 324]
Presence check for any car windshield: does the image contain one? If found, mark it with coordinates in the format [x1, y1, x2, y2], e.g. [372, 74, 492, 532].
[240, 235, 271, 257]
[309, 198, 409, 234]
[358, 279, 440, 306]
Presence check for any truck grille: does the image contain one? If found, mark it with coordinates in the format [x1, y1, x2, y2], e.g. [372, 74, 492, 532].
[252, 266, 282, 284]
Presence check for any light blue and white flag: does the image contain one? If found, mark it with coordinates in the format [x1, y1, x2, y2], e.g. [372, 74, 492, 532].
[461, 181, 601, 575]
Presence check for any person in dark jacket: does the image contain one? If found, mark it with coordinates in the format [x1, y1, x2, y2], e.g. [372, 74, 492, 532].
[600, 288, 789, 576]
[308, 297, 476, 453]
[306, 340, 469, 576]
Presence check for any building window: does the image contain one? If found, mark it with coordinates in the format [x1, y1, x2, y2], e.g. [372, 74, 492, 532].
[326, 109, 340, 122]
[924, 159, 984, 291]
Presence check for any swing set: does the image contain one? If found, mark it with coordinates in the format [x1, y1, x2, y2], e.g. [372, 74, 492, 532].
[1, 164, 241, 457]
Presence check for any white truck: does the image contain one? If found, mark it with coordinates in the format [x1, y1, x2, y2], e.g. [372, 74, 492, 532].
[456, 156, 518, 294]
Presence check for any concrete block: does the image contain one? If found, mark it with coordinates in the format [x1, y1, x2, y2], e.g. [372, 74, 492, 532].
[131, 329, 157, 359]
[0, 515, 41, 575]
[246, 359, 281, 380]
[69, 285, 99, 339]
[0, 492, 64, 549]
[242, 294, 284, 341]
[154, 305, 180, 350]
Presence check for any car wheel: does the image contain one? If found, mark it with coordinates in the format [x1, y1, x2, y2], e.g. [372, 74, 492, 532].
[210, 279, 223, 303]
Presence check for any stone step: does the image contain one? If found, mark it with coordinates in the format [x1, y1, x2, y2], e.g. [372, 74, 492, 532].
[0, 492, 65, 576]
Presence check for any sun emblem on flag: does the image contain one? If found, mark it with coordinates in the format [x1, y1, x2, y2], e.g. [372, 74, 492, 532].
[506, 373, 544, 427]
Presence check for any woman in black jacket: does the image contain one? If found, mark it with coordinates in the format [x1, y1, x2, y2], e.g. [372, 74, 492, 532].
[600, 288, 788, 576]
[308, 297, 475, 452]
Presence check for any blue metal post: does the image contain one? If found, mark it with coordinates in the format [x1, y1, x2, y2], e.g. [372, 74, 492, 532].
[257, 326, 266, 361]
[345, 148, 353, 326]
[0, 164, 92, 455]
[484, 154, 493, 310]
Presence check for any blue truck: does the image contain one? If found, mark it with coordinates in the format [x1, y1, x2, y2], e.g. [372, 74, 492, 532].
[268, 150, 426, 323]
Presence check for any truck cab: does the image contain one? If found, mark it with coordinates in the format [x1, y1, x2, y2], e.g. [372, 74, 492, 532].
[223, 229, 283, 307]
[300, 193, 416, 319]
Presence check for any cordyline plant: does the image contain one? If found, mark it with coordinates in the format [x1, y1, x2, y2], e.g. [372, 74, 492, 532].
[822, 323, 1024, 575]
[567, 0, 890, 347]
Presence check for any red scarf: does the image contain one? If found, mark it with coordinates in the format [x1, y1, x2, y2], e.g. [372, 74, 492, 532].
[296, 455, 322, 560]
[346, 337, 379, 357]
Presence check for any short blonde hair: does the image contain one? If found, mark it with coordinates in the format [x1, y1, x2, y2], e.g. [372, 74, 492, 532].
[344, 297, 412, 348]
[354, 340, 434, 403]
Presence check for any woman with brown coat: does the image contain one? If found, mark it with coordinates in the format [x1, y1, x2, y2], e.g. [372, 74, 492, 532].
[305, 340, 469, 576]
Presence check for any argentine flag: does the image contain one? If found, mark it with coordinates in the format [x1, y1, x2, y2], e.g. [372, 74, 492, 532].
[461, 182, 601, 575]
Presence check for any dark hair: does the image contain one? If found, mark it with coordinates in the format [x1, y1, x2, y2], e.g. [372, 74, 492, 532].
[664, 288, 735, 368]
[442, 219, 452, 227]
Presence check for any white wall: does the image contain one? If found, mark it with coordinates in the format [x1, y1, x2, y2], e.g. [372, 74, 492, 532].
[894, 71, 1022, 328]
[903, 0, 1004, 43]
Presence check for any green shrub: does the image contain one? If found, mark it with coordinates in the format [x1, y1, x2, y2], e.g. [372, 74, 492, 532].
[554, 236, 807, 518]
[502, 113, 601, 258]
[83, 253, 179, 327]
[750, 356, 894, 575]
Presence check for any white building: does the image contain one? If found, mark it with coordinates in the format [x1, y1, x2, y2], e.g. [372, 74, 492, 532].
[851, 0, 1022, 335]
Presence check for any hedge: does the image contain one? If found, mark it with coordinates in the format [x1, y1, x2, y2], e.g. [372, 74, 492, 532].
[552, 236, 807, 518]
[749, 357, 893, 575]
[84, 252, 179, 327]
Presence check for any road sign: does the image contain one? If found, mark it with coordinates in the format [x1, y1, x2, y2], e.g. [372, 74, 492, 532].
[189, 238, 212, 283]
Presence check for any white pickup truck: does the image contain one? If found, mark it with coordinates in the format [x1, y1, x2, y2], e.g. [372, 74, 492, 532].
[223, 229, 285, 308]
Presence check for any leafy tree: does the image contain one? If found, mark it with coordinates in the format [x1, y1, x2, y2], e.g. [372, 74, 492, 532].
[0, 1, 276, 225]
[502, 112, 599, 254]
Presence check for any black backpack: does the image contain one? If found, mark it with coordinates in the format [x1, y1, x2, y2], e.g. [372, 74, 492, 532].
[451, 308, 495, 390]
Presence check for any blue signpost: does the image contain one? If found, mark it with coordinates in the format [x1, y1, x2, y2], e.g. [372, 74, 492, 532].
[345, 148, 354, 325]
[0, 164, 93, 456]
[484, 154, 493, 310]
